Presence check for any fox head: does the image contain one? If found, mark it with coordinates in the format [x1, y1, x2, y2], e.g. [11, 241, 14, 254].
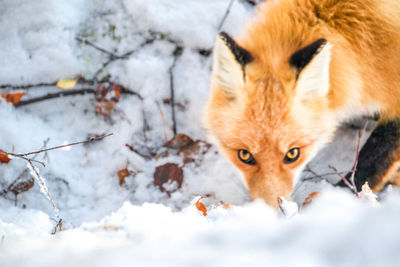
[204, 32, 339, 208]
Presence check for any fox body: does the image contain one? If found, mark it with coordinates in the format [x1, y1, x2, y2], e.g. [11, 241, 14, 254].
[204, 0, 400, 208]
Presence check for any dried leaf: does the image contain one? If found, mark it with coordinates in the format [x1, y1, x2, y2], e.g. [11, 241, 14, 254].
[125, 144, 153, 160]
[153, 163, 184, 195]
[195, 201, 207, 216]
[117, 168, 131, 186]
[164, 134, 211, 165]
[163, 98, 186, 110]
[302, 192, 320, 207]
[95, 83, 121, 102]
[181, 140, 211, 164]
[94, 84, 109, 101]
[112, 83, 121, 101]
[0, 150, 11, 164]
[95, 100, 116, 116]
[56, 79, 78, 90]
[222, 203, 233, 209]
[1, 91, 26, 104]
[10, 178, 34, 194]
[165, 134, 194, 149]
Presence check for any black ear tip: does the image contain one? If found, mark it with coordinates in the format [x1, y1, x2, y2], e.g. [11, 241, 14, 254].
[289, 38, 328, 76]
[216, 32, 253, 66]
[218, 32, 232, 43]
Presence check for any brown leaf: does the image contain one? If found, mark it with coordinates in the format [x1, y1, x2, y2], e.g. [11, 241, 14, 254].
[165, 134, 194, 149]
[302, 192, 320, 207]
[117, 168, 131, 186]
[95, 100, 116, 116]
[94, 84, 109, 101]
[10, 178, 34, 194]
[112, 83, 121, 101]
[1, 91, 26, 104]
[196, 201, 207, 216]
[180, 140, 211, 164]
[164, 134, 211, 164]
[0, 150, 11, 164]
[222, 203, 234, 209]
[162, 98, 186, 111]
[153, 163, 184, 195]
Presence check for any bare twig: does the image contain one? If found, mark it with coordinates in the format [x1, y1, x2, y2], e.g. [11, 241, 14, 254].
[80, 34, 158, 81]
[0, 82, 57, 91]
[76, 37, 119, 59]
[348, 118, 370, 191]
[125, 144, 153, 160]
[27, 159, 59, 217]
[169, 46, 183, 136]
[0, 139, 50, 197]
[156, 101, 169, 142]
[51, 219, 63, 235]
[3, 133, 113, 158]
[13, 85, 142, 108]
[302, 170, 349, 181]
[303, 166, 325, 181]
[1, 134, 113, 165]
[1, 134, 112, 218]
[329, 165, 358, 194]
[15, 88, 95, 107]
[218, 0, 235, 30]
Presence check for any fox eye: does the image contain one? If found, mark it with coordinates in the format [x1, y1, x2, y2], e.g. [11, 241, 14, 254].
[284, 148, 300, 164]
[238, 149, 256, 165]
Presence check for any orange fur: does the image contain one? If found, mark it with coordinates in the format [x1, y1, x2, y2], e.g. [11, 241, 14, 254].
[204, 0, 400, 208]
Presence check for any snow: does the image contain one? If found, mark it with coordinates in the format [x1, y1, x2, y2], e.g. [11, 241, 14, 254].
[0, 0, 399, 266]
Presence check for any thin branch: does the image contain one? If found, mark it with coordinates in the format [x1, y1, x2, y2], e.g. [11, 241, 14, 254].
[0, 82, 57, 91]
[302, 170, 349, 181]
[329, 165, 358, 195]
[218, 0, 235, 30]
[303, 166, 324, 181]
[51, 219, 63, 235]
[27, 159, 59, 217]
[15, 88, 95, 107]
[3, 133, 113, 158]
[349, 118, 370, 190]
[169, 46, 183, 136]
[76, 37, 119, 59]
[0, 139, 50, 197]
[125, 144, 153, 160]
[120, 86, 143, 100]
[81, 34, 158, 81]
[13, 86, 142, 108]
[0, 79, 98, 91]
[156, 101, 169, 142]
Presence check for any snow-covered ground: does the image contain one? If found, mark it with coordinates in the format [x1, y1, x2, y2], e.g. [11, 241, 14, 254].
[1, 0, 399, 266]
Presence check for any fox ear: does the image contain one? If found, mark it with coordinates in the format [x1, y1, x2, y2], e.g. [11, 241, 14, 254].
[290, 39, 332, 98]
[212, 32, 253, 98]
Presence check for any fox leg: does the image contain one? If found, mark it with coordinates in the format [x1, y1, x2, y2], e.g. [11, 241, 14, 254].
[337, 119, 400, 192]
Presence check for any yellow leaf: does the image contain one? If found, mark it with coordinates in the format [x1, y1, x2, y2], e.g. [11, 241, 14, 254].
[56, 79, 78, 90]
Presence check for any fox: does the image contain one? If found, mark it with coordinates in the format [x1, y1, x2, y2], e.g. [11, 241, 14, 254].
[204, 0, 400, 208]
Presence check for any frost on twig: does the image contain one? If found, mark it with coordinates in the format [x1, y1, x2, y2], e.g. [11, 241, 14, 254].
[218, 0, 235, 30]
[1, 134, 113, 219]
[358, 182, 380, 206]
[27, 160, 59, 217]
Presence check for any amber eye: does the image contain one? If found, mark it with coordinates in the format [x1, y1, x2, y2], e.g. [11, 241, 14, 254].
[283, 148, 300, 164]
[238, 149, 256, 165]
